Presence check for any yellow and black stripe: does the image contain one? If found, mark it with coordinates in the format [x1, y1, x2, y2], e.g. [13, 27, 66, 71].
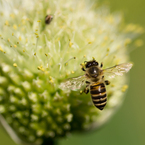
[90, 83, 107, 110]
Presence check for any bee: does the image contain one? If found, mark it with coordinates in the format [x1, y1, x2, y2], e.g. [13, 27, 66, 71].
[45, 14, 53, 24]
[59, 58, 133, 110]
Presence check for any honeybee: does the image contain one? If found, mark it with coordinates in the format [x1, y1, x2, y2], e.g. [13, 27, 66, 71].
[45, 15, 53, 24]
[59, 59, 133, 110]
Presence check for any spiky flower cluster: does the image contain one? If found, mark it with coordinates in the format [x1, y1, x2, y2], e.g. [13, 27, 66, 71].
[0, 0, 143, 144]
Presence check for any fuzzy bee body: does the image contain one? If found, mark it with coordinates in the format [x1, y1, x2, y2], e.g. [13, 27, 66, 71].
[90, 82, 107, 110]
[82, 60, 108, 110]
[59, 58, 133, 110]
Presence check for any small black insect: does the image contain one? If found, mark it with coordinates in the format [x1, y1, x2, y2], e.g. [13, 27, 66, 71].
[45, 15, 53, 25]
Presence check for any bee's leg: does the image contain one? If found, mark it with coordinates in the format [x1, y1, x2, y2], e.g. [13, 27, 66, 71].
[80, 64, 86, 71]
[105, 80, 110, 85]
[84, 87, 89, 94]
[81, 67, 86, 71]
[100, 62, 103, 68]
[86, 81, 90, 84]
[83, 81, 90, 94]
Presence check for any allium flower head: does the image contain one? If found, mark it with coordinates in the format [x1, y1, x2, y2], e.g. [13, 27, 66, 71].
[0, 0, 143, 144]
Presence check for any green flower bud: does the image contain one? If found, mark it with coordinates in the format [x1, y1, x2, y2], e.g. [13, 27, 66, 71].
[0, 0, 143, 145]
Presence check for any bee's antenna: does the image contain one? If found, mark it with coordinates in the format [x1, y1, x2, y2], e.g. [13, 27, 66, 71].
[64, 57, 76, 66]
[100, 62, 103, 68]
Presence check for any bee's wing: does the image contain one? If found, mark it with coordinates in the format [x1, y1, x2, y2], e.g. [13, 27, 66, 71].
[59, 75, 87, 91]
[103, 63, 133, 78]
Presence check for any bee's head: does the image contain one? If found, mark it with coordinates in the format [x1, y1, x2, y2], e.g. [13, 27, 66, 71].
[85, 59, 101, 78]
[85, 60, 98, 68]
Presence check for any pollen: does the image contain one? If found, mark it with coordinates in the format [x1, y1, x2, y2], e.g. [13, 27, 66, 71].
[125, 38, 132, 46]
[81, 63, 85, 66]
[41, 68, 45, 72]
[26, 18, 29, 21]
[14, 45, 17, 48]
[50, 79, 54, 83]
[44, 71, 49, 75]
[49, 76, 52, 80]
[107, 48, 110, 52]
[37, 20, 41, 22]
[0, 46, 4, 52]
[37, 65, 44, 71]
[134, 39, 144, 47]
[136, 26, 144, 33]
[124, 24, 137, 32]
[0, 12, 3, 16]
[104, 36, 108, 41]
[37, 66, 41, 70]
[13, 24, 17, 30]
[7, 39, 10, 42]
[34, 53, 36, 56]
[71, 71, 74, 74]
[19, 36, 22, 41]
[5, 21, 9, 26]
[122, 85, 128, 92]
[21, 27, 25, 31]
[69, 41, 73, 47]
[10, 13, 15, 18]
[65, 63, 68, 66]
[49, 76, 54, 83]
[22, 20, 26, 25]
[98, 30, 103, 34]
[13, 63, 17, 67]
[25, 38, 28, 43]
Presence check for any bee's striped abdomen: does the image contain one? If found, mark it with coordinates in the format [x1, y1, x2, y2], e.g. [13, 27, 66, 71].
[90, 83, 107, 110]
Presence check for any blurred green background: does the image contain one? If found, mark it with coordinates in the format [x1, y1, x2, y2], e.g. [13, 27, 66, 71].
[0, 0, 145, 145]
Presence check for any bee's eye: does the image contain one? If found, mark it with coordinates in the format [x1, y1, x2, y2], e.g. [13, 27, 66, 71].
[86, 62, 92, 68]
[92, 61, 98, 66]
